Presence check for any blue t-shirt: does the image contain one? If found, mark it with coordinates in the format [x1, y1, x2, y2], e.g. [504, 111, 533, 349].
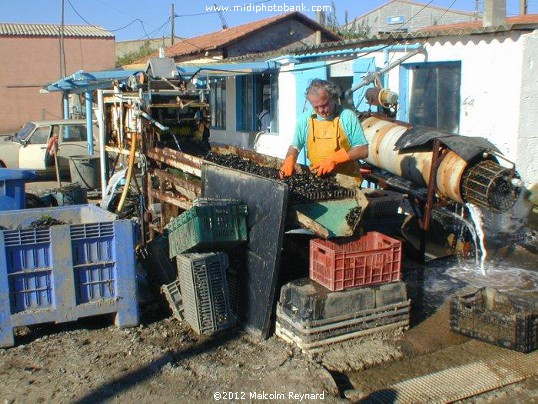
[291, 107, 368, 152]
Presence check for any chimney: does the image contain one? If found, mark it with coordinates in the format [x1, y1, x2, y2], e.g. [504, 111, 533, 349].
[315, 10, 326, 45]
[483, 0, 507, 27]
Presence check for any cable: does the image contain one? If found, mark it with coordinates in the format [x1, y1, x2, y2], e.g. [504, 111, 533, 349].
[436, 0, 459, 24]
[66, 0, 96, 27]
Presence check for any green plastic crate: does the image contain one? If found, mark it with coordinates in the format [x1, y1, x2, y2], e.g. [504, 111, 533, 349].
[167, 203, 248, 258]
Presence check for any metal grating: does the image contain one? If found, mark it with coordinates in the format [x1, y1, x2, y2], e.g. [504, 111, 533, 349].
[365, 346, 538, 403]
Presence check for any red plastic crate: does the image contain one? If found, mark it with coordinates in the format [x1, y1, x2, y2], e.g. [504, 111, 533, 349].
[309, 232, 402, 291]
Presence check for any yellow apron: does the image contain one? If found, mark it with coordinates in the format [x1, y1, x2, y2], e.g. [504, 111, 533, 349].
[306, 115, 363, 179]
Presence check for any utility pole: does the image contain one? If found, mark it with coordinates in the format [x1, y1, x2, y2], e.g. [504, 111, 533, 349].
[60, 0, 66, 78]
[171, 3, 175, 45]
[520, 0, 528, 15]
[474, 0, 480, 20]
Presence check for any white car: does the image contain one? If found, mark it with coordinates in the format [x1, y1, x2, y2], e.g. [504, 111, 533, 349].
[0, 119, 99, 177]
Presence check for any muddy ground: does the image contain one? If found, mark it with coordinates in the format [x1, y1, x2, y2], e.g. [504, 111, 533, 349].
[2, 298, 537, 403]
[2, 255, 537, 403]
[2, 184, 536, 403]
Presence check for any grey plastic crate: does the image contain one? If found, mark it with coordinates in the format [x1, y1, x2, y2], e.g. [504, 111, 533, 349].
[161, 279, 184, 321]
[176, 252, 235, 335]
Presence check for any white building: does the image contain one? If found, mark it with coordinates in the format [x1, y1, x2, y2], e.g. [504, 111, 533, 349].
[204, 13, 538, 188]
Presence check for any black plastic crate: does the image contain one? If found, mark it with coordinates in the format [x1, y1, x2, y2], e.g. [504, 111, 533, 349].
[279, 278, 408, 322]
[176, 252, 235, 335]
[363, 188, 403, 219]
[138, 235, 177, 285]
[450, 287, 538, 353]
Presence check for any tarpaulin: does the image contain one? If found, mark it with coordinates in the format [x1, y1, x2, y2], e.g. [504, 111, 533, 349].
[394, 125, 500, 162]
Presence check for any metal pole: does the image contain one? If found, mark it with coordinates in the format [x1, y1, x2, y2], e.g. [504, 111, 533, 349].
[520, 0, 528, 15]
[97, 90, 107, 203]
[171, 3, 175, 45]
[85, 91, 94, 155]
[63, 92, 69, 119]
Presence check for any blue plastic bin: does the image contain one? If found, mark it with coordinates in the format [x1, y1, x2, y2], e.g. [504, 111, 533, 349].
[0, 204, 139, 347]
[0, 169, 37, 211]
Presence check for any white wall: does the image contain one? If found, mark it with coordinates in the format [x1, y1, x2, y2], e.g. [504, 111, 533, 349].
[214, 30, 538, 185]
[254, 63, 297, 158]
[376, 32, 536, 186]
[518, 30, 538, 185]
[211, 76, 258, 149]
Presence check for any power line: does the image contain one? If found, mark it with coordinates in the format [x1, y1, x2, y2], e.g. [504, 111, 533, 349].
[66, 0, 96, 26]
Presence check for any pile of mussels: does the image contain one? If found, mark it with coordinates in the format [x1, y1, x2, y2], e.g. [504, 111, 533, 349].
[204, 152, 354, 204]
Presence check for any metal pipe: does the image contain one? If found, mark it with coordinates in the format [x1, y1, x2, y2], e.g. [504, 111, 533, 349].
[63, 92, 69, 119]
[85, 91, 93, 155]
[97, 89, 107, 203]
[345, 47, 424, 98]
[138, 110, 169, 131]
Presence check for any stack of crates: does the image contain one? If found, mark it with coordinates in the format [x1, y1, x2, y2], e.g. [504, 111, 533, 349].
[276, 231, 409, 351]
[163, 199, 247, 335]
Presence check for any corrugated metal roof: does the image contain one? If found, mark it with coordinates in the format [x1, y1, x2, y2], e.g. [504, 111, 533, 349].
[0, 23, 114, 38]
[288, 14, 538, 55]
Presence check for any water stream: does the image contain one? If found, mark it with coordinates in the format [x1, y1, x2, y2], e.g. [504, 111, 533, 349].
[466, 203, 488, 274]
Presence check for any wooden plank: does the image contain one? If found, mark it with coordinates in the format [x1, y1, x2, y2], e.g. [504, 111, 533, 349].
[147, 147, 202, 177]
[149, 190, 192, 210]
[287, 207, 330, 239]
[152, 169, 201, 201]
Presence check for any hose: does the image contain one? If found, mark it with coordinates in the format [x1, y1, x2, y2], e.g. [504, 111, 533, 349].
[116, 131, 138, 214]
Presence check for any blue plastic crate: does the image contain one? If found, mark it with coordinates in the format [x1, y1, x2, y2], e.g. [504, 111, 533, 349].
[0, 204, 139, 348]
[0, 168, 37, 211]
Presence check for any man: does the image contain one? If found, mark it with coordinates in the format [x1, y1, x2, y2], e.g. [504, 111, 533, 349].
[279, 79, 368, 179]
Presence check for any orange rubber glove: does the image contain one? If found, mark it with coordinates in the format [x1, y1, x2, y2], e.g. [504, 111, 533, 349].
[310, 148, 350, 176]
[279, 155, 297, 178]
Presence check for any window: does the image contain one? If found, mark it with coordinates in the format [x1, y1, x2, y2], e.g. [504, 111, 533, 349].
[27, 126, 51, 144]
[61, 125, 87, 142]
[210, 78, 226, 129]
[407, 62, 461, 132]
[237, 75, 257, 131]
[237, 74, 276, 132]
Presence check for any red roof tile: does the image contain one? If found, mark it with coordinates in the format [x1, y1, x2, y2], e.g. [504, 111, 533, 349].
[142, 12, 339, 61]
[420, 13, 538, 32]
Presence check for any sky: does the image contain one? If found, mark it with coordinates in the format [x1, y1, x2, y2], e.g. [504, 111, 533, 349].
[0, 0, 536, 42]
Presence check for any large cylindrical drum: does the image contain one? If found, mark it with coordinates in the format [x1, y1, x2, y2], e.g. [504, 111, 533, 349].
[361, 116, 466, 203]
